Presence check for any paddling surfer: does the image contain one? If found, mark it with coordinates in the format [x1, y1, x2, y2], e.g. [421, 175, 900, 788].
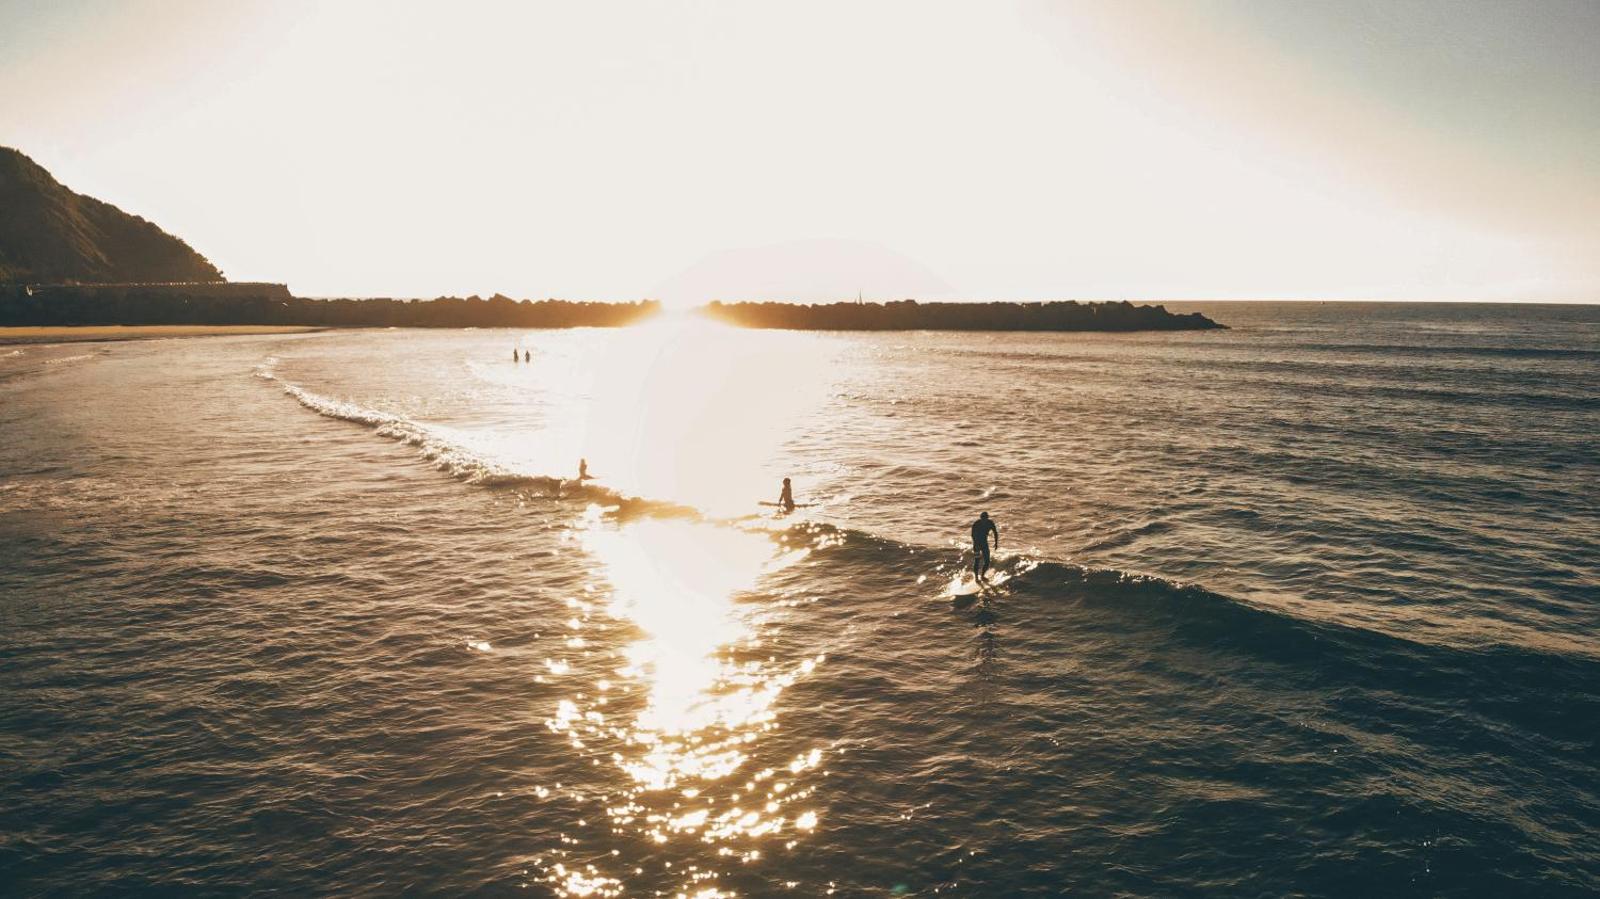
[971, 512, 999, 580]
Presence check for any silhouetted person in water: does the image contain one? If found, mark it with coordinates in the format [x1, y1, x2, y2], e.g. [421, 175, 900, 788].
[971, 512, 999, 580]
[513, 347, 519, 361]
[523, 349, 530, 362]
[578, 458, 593, 481]
[778, 477, 796, 513]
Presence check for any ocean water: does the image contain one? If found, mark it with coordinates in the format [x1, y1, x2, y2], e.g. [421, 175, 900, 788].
[1, 302, 1597, 897]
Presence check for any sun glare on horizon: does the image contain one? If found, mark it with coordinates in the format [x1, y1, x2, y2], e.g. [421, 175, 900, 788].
[1, 0, 1595, 302]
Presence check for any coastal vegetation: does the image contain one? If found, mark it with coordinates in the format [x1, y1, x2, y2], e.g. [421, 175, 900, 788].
[0, 286, 660, 329]
[0, 147, 222, 284]
[0, 286, 1224, 331]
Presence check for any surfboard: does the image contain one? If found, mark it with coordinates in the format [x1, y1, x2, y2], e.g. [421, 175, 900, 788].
[951, 592, 981, 609]
[758, 501, 816, 508]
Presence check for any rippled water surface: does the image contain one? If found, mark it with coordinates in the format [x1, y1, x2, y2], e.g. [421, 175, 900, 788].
[2, 302, 1597, 897]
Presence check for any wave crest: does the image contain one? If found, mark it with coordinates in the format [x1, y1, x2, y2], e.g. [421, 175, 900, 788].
[260, 365, 559, 490]
[259, 364, 702, 522]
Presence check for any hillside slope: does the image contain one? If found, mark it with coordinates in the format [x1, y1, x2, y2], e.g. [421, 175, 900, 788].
[0, 147, 223, 284]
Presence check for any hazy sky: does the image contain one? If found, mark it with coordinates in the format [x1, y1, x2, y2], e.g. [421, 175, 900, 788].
[2, 0, 1596, 302]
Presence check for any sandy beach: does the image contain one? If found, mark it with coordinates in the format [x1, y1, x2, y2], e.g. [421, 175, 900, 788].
[0, 324, 325, 345]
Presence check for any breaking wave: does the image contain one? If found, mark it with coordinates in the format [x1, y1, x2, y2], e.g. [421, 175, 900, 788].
[259, 358, 1600, 728]
[257, 361, 559, 491]
[258, 361, 699, 519]
[779, 518, 1600, 743]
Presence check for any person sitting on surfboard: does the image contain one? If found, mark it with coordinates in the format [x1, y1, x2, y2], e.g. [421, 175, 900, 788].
[778, 477, 796, 513]
[971, 512, 999, 580]
[578, 458, 593, 481]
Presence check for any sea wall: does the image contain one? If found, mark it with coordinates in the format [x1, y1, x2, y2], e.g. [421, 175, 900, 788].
[701, 299, 1225, 331]
[0, 287, 659, 328]
[0, 287, 1224, 331]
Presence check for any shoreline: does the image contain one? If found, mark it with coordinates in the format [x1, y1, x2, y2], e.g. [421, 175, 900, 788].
[0, 324, 328, 345]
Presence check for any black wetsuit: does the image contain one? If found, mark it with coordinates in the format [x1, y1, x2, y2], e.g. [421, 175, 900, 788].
[972, 517, 997, 576]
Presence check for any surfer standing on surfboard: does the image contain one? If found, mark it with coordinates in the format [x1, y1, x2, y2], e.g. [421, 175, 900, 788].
[778, 477, 796, 513]
[971, 512, 999, 580]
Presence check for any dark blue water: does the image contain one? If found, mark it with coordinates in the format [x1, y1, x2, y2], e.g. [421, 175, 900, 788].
[1, 302, 1597, 896]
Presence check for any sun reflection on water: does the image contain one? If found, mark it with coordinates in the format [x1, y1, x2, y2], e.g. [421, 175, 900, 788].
[534, 316, 840, 515]
[538, 513, 828, 896]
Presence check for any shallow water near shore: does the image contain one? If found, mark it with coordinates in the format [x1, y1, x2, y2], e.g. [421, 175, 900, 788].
[2, 302, 1597, 896]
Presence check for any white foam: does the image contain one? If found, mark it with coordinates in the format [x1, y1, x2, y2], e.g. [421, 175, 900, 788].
[266, 372, 556, 489]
